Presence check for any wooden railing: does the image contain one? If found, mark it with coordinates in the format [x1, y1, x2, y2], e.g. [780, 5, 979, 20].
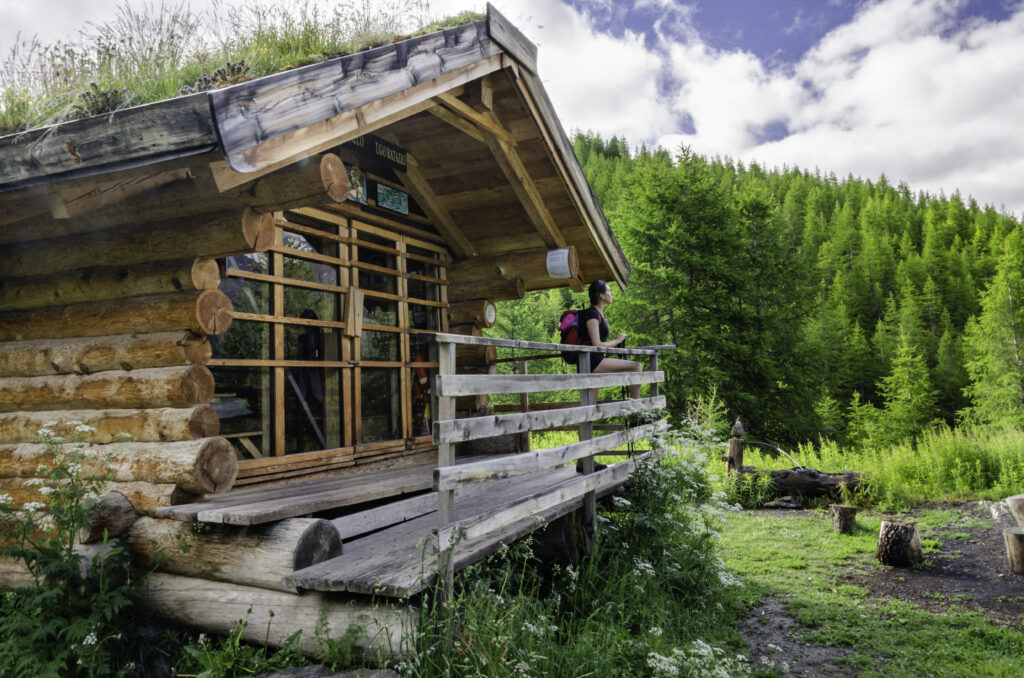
[429, 333, 673, 593]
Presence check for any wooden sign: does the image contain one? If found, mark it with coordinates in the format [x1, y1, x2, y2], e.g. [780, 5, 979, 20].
[343, 134, 407, 172]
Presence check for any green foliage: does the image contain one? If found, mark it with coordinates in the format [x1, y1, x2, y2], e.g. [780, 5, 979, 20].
[404, 423, 747, 677]
[175, 611, 306, 678]
[0, 1, 480, 134]
[0, 423, 145, 677]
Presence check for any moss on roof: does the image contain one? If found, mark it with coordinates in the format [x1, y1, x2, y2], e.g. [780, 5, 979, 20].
[0, 2, 482, 137]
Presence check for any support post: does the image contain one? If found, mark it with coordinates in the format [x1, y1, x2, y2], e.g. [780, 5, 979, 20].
[434, 339, 456, 600]
[517, 359, 530, 453]
[726, 418, 745, 476]
[578, 352, 596, 541]
[1005, 528, 1024, 575]
[649, 353, 659, 398]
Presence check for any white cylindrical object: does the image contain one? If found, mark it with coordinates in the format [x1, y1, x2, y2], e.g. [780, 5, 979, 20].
[545, 249, 572, 278]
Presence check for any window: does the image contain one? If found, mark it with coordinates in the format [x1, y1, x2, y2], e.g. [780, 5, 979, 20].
[209, 208, 447, 482]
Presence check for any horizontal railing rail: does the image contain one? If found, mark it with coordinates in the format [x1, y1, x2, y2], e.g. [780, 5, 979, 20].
[428, 333, 675, 596]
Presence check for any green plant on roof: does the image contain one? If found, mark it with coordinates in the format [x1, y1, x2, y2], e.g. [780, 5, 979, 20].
[0, 0, 484, 136]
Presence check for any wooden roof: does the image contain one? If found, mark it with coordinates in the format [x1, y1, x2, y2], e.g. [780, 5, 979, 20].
[0, 5, 629, 288]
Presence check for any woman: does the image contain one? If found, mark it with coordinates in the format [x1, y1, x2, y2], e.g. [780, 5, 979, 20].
[579, 279, 642, 399]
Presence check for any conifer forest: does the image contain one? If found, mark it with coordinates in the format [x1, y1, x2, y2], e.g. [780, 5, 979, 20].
[496, 133, 1024, 450]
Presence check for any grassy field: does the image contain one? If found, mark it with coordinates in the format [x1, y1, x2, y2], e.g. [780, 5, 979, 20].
[719, 507, 1024, 677]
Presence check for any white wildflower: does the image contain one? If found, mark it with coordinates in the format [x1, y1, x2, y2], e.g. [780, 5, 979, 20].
[24, 478, 45, 486]
[21, 502, 45, 513]
[649, 626, 663, 637]
[37, 428, 55, 437]
[0, 492, 11, 506]
[83, 632, 97, 646]
[612, 495, 632, 508]
[49, 436, 66, 444]
[633, 557, 656, 577]
[38, 486, 56, 496]
[67, 420, 83, 427]
[44, 420, 58, 428]
[74, 424, 96, 433]
[198, 633, 208, 644]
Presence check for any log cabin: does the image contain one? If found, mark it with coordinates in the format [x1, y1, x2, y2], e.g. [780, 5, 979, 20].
[0, 5, 671, 658]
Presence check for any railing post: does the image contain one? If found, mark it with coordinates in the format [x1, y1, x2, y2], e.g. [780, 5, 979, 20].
[435, 339, 456, 599]
[578, 353, 597, 541]
[650, 353, 659, 398]
[517, 359, 530, 453]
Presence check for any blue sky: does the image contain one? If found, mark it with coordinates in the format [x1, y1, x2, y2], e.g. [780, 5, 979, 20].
[3, 0, 1023, 215]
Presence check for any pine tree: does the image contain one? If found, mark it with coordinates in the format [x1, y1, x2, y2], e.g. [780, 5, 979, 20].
[877, 332, 939, 444]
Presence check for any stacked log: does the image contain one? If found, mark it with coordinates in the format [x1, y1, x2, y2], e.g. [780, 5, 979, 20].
[447, 247, 578, 289]
[0, 203, 278, 517]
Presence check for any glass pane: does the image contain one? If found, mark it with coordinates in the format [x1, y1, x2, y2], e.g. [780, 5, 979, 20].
[211, 320, 271, 361]
[283, 230, 338, 258]
[211, 366, 271, 460]
[362, 330, 400, 362]
[406, 256, 439, 279]
[284, 286, 339, 322]
[409, 303, 442, 331]
[361, 368, 401, 443]
[409, 333, 434, 361]
[407, 278, 439, 302]
[226, 252, 269, 275]
[284, 365, 343, 454]
[357, 243, 397, 271]
[219, 277, 269, 315]
[363, 297, 398, 326]
[284, 324, 341, 362]
[410, 366, 434, 437]
[358, 268, 397, 294]
[283, 255, 338, 286]
[282, 212, 338, 235]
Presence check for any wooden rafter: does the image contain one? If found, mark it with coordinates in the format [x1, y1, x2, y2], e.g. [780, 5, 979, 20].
[427, 91, 565, 250]
[389, 148, 477, 258]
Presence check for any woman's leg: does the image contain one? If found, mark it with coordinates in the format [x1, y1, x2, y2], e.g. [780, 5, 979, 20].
[593, 357, 643, 398]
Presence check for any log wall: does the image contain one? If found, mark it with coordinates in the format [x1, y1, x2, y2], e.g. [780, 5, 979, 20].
[0, 203, 277, 515]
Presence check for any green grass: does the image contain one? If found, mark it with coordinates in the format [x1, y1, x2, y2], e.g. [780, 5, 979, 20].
[731, 425, 1024, 510]
[0, 1, 484, 135]
[719, 509, 1024, 677]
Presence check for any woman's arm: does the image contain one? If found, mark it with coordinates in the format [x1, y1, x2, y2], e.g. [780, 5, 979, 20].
[586, 318, 626, 349]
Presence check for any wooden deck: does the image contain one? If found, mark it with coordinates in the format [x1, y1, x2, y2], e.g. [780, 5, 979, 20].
[284, 454, 647, 597]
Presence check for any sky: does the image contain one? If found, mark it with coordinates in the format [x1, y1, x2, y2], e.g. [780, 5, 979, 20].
[2, 0, 1023, 216]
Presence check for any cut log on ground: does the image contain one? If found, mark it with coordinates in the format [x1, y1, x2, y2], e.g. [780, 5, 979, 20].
[1005, 528, 1024, 575]
[0, 478, 193, 516]
[876, 520, 923, 567]
[0, 258, 220, 312]
[829, 504, 858, 534]
[0, 405, 219, 444]
[0, 208, 274, 278]
[1006, 495, 1024, 527]
[0, 365, 215, 411]
[0, 289, 233, 342]
[138, 572, 410, 658]
[0, 437, 237, 494]
[0, 332, 211, 378]
[128, 517, 342, 593]
[78, 492, 140, 543]
[740, 465, 861, 499]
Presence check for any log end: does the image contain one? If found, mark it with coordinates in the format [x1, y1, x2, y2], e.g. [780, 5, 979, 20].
[195, 289, 233, 336]
[180, 332, 213, 365]
[293, 519, 344, 570]
[182, 365, 216, 405]
[321, 154, 351, 203]
[190, 258, 222, 291]
[194, 437, 239, 494]
[188, 404, 221, 439]
[241, 208, 277, 252]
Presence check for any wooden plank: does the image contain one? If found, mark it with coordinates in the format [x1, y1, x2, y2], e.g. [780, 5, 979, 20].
[427, 105, 486, 143]
[210, 25, 504, 176]
[438, 371, 664, 397]
[434, 396, 665, 443]
[486, 4, 538, 74]
[433, 92, 517, 146]
[435, 420, 667, 490]
[392, 153, 476, 258]
[429, 331, 673, 356]
[0, 94, 215, 189]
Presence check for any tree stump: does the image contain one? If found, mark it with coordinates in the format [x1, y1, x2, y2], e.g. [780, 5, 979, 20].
[829, 504, 858, 534]
[875, 521, 923, 567]
[726, 418, 744, 476]
[1004, 527, 1024, 575]
[1006, 495, 1024, 527]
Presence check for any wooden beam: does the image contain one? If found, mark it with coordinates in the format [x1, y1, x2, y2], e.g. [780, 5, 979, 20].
[426, 104, 486, 143]
[433, 92, 517, 146]
[435, 420, 667, 490]
[430, 331, 673, 357]
[437, 372, 665, 397]
[433, 396, 665, 443]
[54, 169, 190, 220]
[391, 151, 476, 258]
